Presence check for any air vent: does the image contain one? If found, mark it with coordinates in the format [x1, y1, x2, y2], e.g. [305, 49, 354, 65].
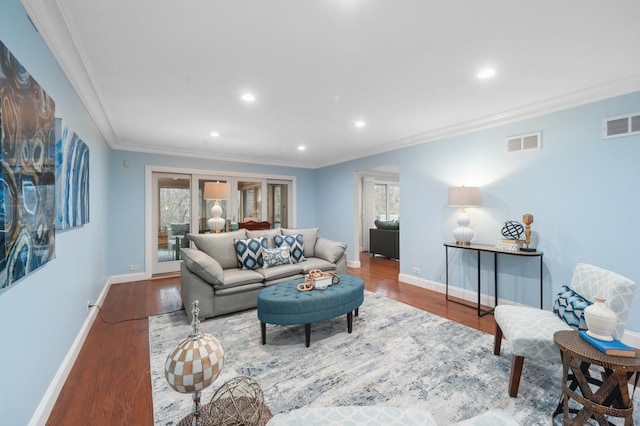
[505, 132, 541, 153]
[602, 112, 640, 138]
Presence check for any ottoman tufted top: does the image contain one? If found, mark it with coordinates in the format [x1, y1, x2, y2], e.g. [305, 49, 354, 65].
[257, 275, 364, 326]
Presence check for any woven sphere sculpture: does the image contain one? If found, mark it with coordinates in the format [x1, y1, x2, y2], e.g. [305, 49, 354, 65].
[501, 221, 524, 240]
[209, 376, 264, 426]
[164, 332, 225, 394]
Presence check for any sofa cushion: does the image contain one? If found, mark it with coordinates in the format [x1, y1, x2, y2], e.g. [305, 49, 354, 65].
[262, 247, 292, 268]
[298, 257, 337, 273]
[213, 268, 265, 290]
[282, 228, 318, 257]
[181, 248, 224, 285]
[275, 234, 306, 263]
[374, 219, 400, 230]
[247, 228, 281, 249]
[552, 284, 591, 330]
[259, 263, 304, 281]
[188, 229, 247, 270]
[234, 236, 267, 270]
[314, 237, 347, 263]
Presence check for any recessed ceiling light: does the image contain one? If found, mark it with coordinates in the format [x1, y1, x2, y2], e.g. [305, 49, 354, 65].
[297, 145, 306, 151]
[477, 68, 496, 79]
[354, 120, 366, 128]
[241, 93, 256, 102]
[210, 131, 220, 137]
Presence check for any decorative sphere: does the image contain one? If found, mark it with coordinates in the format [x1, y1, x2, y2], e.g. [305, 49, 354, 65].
[209, 376, 264, 426]
[164, 333, 224, 394]
[501, 221, 524, 240]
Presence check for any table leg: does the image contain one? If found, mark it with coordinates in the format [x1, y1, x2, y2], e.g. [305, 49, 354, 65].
[476, 250, 481, 316]
[445, 246, 450, 301]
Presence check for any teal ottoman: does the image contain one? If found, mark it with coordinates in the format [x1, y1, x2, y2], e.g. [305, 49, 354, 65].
[257, 274, 365, 347]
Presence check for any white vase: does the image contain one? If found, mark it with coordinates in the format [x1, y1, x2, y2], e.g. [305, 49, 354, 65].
[584, 296, 617, 341]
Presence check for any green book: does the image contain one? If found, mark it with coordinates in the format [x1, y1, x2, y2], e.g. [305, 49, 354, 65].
[578, 330, 637, 358]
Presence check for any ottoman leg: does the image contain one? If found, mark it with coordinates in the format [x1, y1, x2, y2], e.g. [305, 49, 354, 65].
[347, 311, 353, 333]
[305, 324, 311, 347]
[355, 308, 359, 317]
[261, 322, 266, 345]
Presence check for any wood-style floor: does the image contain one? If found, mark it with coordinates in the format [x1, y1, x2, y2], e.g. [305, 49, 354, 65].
[46, 253, 496, 426]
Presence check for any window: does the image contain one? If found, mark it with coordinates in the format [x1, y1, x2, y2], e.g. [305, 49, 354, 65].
[374, 183, 399, 221]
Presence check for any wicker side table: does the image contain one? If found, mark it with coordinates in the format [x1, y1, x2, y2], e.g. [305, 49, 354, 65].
[553, 330, 640, 425]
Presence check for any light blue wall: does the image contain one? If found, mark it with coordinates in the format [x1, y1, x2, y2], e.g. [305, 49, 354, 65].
[317, 91, 640, 335]
[107, 150, 319, 275]
[0, 1, 111, 424]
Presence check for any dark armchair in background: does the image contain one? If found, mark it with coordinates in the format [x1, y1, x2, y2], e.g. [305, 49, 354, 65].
[168, 222, 190, 260]
[369, 220, 399, 259]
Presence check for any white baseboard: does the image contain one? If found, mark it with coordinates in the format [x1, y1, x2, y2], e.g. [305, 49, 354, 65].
[398, 273, 639, 347]
[347, 260, 361, 268]
[110, 272, 147, 284]
[29, 278, 112, 426]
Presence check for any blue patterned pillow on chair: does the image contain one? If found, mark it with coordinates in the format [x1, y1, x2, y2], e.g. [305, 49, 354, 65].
[553, 285, 592, 330]
[274, 234, 305, 263]
[234, 236, 267, 270]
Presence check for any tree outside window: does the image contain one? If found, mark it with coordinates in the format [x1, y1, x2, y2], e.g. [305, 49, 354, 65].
[374, 183, 399, 221]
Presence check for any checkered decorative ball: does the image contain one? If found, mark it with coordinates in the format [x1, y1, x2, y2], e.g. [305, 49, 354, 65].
[164, 333, 225, 394]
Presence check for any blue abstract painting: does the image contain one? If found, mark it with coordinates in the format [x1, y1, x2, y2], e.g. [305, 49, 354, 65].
[0, 41, 56, 292]
[55, 119, 89, 230]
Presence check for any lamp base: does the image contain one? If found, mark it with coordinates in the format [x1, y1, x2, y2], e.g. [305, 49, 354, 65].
[455, 241, 471, 246]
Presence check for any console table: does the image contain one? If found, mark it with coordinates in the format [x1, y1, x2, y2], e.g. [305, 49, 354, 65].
[443, 242, 544, 316]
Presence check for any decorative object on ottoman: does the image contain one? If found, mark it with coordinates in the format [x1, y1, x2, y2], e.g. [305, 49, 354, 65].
[165, 300, 225, 426]
[208, 376, 266, 426]
[519, 213, 536, 252]
[296, 269, 340, 291]
[448, 186, 480, 245]
[583, 296, 617, 341]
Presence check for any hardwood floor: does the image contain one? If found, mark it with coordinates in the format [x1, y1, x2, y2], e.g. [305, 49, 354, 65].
[46, 253, 496, 425]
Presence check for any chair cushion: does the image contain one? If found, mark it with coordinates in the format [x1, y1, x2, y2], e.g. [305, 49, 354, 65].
[494, 304, 572, 362]
[552, 285, 591, 330]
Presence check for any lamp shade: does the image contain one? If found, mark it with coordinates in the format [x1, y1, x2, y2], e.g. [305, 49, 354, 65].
[448, 186, 480, 207]
[203, 182, 230, 200]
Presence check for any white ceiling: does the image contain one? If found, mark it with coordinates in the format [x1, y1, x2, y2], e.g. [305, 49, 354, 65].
[21, 0, 640, 169]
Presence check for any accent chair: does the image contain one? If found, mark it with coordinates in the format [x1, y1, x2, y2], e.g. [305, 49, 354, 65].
[493, 263, 636, 397]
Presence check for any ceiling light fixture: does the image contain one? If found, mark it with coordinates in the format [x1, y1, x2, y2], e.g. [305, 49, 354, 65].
[210, 131, 220, 137]
[241, 93, 256, 102]
[354, 120, 366, 128]
[477, 68, 496, 79]
[297, 145, 306, 151]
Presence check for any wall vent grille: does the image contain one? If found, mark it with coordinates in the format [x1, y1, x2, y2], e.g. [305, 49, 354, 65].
[602, 112, 640, 138]
[505, 132, 541, 153]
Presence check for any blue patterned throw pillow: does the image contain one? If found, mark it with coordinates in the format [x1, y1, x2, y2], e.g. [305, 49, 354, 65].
[262, 247, 292, 268]
[274, 234, 305, 263]
[233, 236, 267, 270]
[553, 285, 592, 330]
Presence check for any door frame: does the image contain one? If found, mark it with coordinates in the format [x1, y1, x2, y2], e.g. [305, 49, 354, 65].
[145, 165, 297, 279]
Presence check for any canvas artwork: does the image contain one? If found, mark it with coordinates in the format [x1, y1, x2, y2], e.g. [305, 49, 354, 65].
[0, 41, 56, 291]
[55, 118, 89, 230]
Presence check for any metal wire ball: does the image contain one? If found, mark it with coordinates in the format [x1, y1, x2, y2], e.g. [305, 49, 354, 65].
[208, 376, 264, 426]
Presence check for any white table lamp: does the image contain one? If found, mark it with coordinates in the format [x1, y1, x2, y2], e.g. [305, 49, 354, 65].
[203, 182, 230, 233]
[448, 186, 480, 245]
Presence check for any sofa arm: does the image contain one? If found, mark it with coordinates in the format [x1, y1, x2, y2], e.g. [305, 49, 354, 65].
[314, 237, 347, 264]
[181, 247, 224, 286]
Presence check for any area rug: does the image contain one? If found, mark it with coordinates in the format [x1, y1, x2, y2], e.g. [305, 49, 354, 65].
[149, 292, 639, 425]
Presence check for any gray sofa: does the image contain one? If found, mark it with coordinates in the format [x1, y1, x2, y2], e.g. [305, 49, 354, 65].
[180, 227, 348, 321]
